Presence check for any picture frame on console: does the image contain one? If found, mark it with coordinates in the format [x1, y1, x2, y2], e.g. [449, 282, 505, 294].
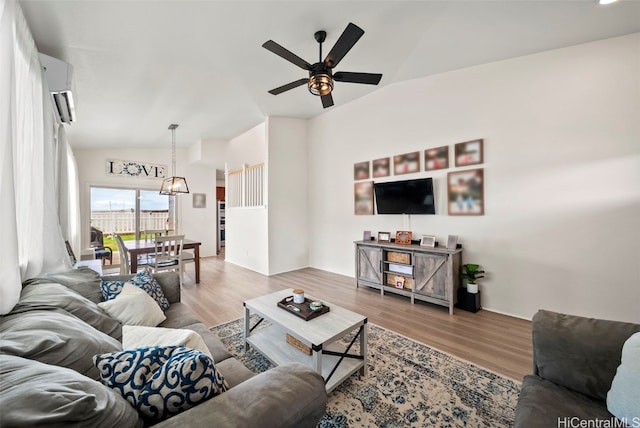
[377, 232, 391, 242]
[448, 168, 484, 216]
[395, 231, 412, 245]
[420, 235, 436, 247]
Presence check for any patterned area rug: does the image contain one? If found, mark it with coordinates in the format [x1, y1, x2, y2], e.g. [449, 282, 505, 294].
[211, 317, 520, 428]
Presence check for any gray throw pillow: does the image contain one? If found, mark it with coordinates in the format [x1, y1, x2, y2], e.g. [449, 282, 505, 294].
[11, 282, 122, 340]
[0, 355, 142, 428]
[22, 267, 103, 303]
[0, 309, 122, 380]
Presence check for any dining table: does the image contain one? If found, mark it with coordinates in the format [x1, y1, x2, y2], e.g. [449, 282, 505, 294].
[123, 238, 202, 283]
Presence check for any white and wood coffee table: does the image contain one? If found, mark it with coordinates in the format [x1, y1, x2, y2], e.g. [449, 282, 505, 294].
[244, 289, 368, 393]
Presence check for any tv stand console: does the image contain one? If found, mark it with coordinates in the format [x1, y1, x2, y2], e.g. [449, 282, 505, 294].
[355, 240, 462, 315]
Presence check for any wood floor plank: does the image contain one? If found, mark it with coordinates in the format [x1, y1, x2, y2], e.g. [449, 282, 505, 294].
[179, 254, 532, 381]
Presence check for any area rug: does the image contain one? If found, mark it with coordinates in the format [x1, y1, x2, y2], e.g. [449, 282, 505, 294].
[211, 317, 520, 427]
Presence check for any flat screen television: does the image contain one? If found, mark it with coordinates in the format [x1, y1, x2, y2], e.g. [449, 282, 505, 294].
[374, 178, 435, 214]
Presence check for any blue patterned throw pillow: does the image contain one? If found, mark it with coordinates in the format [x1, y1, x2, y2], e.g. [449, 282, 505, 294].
[100, 280, 126, 302]
[93, 346, 228, 422]
[129, 269, 170, 310]
[100, 269, 170, 310]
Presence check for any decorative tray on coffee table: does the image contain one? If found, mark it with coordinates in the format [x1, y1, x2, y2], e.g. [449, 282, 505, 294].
[277, 296, 330, 321]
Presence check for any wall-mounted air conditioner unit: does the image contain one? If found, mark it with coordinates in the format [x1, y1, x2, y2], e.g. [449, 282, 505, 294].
[39, 53, 76, 124]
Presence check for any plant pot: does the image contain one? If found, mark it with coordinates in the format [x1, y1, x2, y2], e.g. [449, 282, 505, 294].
[467, 282, 478, 294]
[457, 288, 480, 313]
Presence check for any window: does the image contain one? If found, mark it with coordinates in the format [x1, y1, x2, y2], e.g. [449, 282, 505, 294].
[90, 187, 171, 247]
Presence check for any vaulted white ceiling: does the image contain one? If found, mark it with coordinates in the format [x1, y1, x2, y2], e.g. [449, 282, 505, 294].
[19, 0, 640, 149]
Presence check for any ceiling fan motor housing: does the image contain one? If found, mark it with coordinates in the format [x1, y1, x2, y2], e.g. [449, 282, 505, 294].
[308, 62, 333, 96]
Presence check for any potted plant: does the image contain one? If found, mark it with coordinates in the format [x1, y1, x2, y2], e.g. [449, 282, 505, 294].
[461, 263, 485, 294]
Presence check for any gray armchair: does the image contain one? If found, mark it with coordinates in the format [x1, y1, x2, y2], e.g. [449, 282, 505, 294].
[515, 310, 640, 427]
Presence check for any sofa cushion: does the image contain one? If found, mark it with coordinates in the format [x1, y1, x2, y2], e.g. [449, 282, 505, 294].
[180, 322, 233, 363]
[607, 332, 640, 422]
[515, 375, 613, 427]
[150, 363, 327, 428]
[0, 309, 122, 380]
[94, 346, 228, 423]
[532, 310, 640, 401]
[215, 357, 255, 388]
[12, 282, 121, 340]
[159, 302, 201, 329]
[101, 269, 170, 310]
[122, 325, 211, 357]
[0, 355, 142, 428]
[98, 283, 166, 326]
[23, 267, 103, 303]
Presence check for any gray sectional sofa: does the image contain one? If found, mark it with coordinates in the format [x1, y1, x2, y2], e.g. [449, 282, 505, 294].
[0, 268, 327, 427]
[515, 310, 640, 427]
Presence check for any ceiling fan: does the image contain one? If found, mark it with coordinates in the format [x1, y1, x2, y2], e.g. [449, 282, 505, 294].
[262, 22, 383, 108]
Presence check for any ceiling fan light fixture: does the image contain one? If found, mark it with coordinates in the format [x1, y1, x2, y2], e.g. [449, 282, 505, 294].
[308, 72, 333, 96]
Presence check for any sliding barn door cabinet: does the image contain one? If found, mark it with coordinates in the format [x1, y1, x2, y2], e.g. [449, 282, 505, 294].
[355, 241, 462, 315]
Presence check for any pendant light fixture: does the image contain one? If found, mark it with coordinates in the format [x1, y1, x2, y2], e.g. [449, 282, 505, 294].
[160, 124, 189, 195]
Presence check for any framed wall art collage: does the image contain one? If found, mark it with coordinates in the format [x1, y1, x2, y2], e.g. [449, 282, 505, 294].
[354, 138, 485, 216]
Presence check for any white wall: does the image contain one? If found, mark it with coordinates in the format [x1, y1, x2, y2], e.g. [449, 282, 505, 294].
[225, 122, 267, 170]
[223, 118, 310, 275]
[224, 122, 269, 274]
[307, 33, 640, 323]
[267, 117, 309, 274]
[178, 161, 218, 257]
[74, 148, 218, 257]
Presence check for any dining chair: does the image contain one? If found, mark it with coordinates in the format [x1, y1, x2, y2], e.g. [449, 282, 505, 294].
[114, 233, 150, 275]
[150, 235, 185, 286]
[143, 229, 166, 242]
[180, 247, 196, 282]
[114, 234, 130, 275]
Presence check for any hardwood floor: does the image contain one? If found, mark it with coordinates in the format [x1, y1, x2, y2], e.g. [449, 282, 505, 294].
[179, 253, 533, 381]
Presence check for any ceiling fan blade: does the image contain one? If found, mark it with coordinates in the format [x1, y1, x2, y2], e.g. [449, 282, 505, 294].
[321, 93, 334, 108]
[324, 23, 365, 69]
[262, 40, 311, 70]
[268, 78, 309, 95]
[334, 72, 382, 85]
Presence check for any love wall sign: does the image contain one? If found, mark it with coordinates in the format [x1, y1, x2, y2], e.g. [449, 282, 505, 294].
[106, 159, 167, 180]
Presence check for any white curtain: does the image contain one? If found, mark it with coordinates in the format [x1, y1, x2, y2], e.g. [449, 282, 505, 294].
[0, 0, 22, 314]
[0, 0, 73, 315]
[56, 125, 82, 257]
